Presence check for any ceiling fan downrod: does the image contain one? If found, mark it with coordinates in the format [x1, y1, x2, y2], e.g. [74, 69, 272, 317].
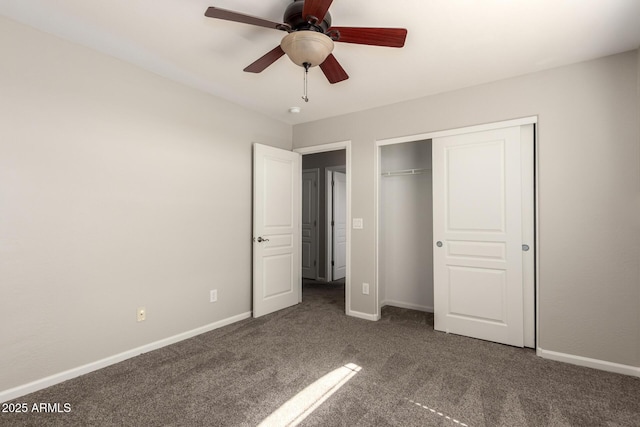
[302, 62, 311, 102]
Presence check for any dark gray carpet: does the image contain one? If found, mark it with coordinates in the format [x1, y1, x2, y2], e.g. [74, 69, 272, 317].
[3, 281, 639, 426]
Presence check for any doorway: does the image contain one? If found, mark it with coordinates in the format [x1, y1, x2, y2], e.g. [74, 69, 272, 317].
[301, 151, 346, 283]
[295, 142, 351, 315]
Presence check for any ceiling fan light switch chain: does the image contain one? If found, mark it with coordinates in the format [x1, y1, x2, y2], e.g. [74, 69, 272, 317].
[302, 63, 310, 103]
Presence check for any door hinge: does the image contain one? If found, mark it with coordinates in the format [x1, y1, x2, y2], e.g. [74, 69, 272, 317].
[331, 220, 334, 226]
[331, 261, 335, 266]
[331, 180, 335, 188]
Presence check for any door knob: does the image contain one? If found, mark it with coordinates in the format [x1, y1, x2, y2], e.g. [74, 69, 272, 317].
[256, 236, 269, 243]
[436, 241, 443, 247]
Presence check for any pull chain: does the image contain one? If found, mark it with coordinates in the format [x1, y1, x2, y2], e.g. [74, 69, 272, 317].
[302, 62, 310, 103]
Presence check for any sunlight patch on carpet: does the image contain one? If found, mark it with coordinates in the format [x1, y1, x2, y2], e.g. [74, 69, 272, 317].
[258, 363, 362, 427]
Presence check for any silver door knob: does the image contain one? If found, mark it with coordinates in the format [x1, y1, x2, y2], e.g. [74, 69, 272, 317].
[436, 241, 443, 247]
[256, 236, 269, 243]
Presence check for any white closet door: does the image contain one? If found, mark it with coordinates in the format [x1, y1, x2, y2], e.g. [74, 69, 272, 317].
[432, 126, 524, 347]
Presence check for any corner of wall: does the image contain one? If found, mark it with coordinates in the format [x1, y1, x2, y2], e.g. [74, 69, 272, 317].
[637, 46, 640, 369]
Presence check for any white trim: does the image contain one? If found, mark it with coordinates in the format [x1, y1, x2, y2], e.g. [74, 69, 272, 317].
[521, 124, 535, 348]
[348, 310, 380, 322]
[295, 141, 349, 154]
[0, 312, 252, 403]
[537, 348, 640, 378]
[534, 124, 540, 350]
[377, 116, 538, 147]
[298, 154, 303, 302]
[374, 143, 382, 319]
[294, 141, 352, 317]
[381, 300, 434, 313]
[326, 170, 333, 281]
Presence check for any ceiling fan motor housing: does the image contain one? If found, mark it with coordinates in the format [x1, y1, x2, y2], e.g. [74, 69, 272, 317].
[284, 0, 332, 32]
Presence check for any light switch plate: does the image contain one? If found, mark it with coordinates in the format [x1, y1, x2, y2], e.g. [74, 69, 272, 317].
[352, 218, 363, 229]
[137, 307, 146, 322]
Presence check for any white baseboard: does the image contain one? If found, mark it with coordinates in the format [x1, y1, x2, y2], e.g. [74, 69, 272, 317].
[0, 311, 252, 403]
[347, 309, 379, 321]
[380, 300, 434, 313]
[537, 348, 640, 378]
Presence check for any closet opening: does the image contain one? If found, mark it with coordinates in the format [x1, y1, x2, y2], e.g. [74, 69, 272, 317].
[376, 119, 537, 349]
[378, 140, 434, 315]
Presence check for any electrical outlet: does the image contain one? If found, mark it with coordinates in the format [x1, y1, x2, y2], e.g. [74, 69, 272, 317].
[210, 289, 217, 303]
[362, 283, 369, 295]
[137, 307, 146, 322]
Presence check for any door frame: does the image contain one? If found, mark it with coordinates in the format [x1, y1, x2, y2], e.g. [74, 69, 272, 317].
[326, 165, 346, 281]
[375, 116, 539, 347]
[295, 141, 352, 315]
[302, 168, 320, 280]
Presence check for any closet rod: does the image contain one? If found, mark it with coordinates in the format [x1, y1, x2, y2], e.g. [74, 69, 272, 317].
[381, 168, 428, 177]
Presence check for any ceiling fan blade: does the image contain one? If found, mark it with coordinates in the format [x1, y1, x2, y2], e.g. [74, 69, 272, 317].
[244, 46, 286, 73]
[330, 27, 408, 47]
[302, 0, 334, 24]
[319, 54, 349, 84]
[205, 7, 287, 31]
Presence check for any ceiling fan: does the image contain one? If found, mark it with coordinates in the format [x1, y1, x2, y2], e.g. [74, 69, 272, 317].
[204, 0, 408, 88]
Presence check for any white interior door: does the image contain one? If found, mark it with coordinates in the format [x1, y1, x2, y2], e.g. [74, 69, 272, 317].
[433, 126, 524, 347]
[253, 143, 301, 318]
[302, 169, 318, 279]
[332, 171, 347, 280]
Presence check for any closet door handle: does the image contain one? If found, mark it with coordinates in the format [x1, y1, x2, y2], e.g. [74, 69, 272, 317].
[436, 241, 443, 247]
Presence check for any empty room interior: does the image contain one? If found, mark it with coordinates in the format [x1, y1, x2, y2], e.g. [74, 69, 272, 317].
[1, 0, 640, 425]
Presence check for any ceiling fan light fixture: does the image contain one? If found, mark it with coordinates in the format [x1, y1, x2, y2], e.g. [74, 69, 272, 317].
[280, 31, 334, 67]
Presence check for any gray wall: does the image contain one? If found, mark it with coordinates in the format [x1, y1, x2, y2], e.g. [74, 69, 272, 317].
[302, 150, 346, 280]
[293, 50, 640, 368]
[0, 18, 291, 392]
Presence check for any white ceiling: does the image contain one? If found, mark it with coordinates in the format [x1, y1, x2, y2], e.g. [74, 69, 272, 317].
[2, 0, 640, 125]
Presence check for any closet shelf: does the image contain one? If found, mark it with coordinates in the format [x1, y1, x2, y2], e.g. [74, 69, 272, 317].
[381, 168, 428, 177]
